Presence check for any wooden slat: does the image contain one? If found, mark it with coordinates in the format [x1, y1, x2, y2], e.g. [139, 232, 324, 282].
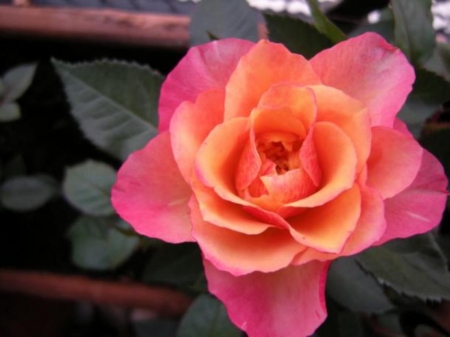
[0, 269, 192, 316]
[0, 5, 190, 49]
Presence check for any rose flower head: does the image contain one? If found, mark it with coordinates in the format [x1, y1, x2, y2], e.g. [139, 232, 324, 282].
[112, 33, 448, 337]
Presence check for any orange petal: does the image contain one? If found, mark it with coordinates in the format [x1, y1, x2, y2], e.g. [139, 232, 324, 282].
[288, 185, 361, 253]
[251, 106, 306, 138]
[292, 184, 385, 264]
[190, 197, 305, 275]
[284, 122, 357, 208]
[192, 177, 273, 235]
[225, 40, 321, 120]
[311, 85, 371, 173]
[257, 84, 317, 130]
[235, 129, 261, 193]
[261, 168, 317, 204]
[195, 117, 251, 206]
[170, 89, 225, 182]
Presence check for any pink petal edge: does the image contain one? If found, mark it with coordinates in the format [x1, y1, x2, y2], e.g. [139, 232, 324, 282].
[111, 132, 194, 243]
[159, 38, 254, 132]
[377, 149, 448, 245]
[310, 32, 415, 127]
[204, 259, 330, 337]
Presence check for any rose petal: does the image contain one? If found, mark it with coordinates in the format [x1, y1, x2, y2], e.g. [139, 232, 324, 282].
[257, 84, 317, 130]
[112, 132, 193, 243]
[251, 106, 306, 138]
[311, 85, 371, 173]
[310, 32, 414, 127]
[195, 117, 254, 207]
[225, 40, 321, 120]
[190, 197, 304, 275]
[170, 89, 225, 182]
[283, 122, 357, 209]
[298, 127, 322, 187]
[261, 168, 317, 204]
[235, 129, 261, 194]
[377, 150, 448, 245]
[341, 185, 386, 255]
[204, 259, 329, 337]
[293, 184, 386, 264]
[367, 127, 423, 199]
[289, 185, 361, 253]
[159, 38, 254, 131]
[192, 179, 273, 235]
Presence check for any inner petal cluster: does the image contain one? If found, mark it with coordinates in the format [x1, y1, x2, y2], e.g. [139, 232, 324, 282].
[257, 132, 302, 175]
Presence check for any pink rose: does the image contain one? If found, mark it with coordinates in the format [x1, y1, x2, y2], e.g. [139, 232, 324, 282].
[112, 33, 448, 337]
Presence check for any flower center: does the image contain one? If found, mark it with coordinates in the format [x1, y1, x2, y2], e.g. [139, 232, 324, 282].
[256, 132, 302, 174]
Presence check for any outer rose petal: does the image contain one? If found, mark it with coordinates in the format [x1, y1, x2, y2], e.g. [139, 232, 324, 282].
[190, 197, 305, 275]
[159, 38, 254, 131]
[170, 89, 225, 182]
[225, 40, 321, 120]
[377, 150, 448, 245]
[204, 259, 329, 337]
[112, 132, 193, 243]
[367, 127, 423, 199]
[310, 32, 414, 127]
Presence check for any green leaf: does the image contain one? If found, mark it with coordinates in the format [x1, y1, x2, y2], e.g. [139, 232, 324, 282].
[305, 0, 346, 44]
[0, 103, 21, 122]
[143, 243, 204, 288]
[68, 216, 139, 270]
[177, 295, 241, 337]
[63, 160, 116, 216]
[0, 175, 58, 211]
[190, 0, 258, 46]
[337, 312, 367, 337]
[53, 59, 163, 160]
[1, 63, 37, 103]
[398, 68, 450, 136]
[264, 13, 332, 59]
[391, 0, 435, 65]
[327, 256, 393, 314]
[0, 79, 5, 98]
[134, 318, 178, 337]
[356, 234, 450, 301]
[424, 43, 450, 80]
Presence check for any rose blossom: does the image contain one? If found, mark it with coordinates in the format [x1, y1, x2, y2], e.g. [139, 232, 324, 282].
[112, 33, 448, 337]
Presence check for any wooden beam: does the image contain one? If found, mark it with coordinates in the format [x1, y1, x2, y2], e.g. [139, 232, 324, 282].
[0, 269, 192, 316]
[0, 5, 190, 49]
